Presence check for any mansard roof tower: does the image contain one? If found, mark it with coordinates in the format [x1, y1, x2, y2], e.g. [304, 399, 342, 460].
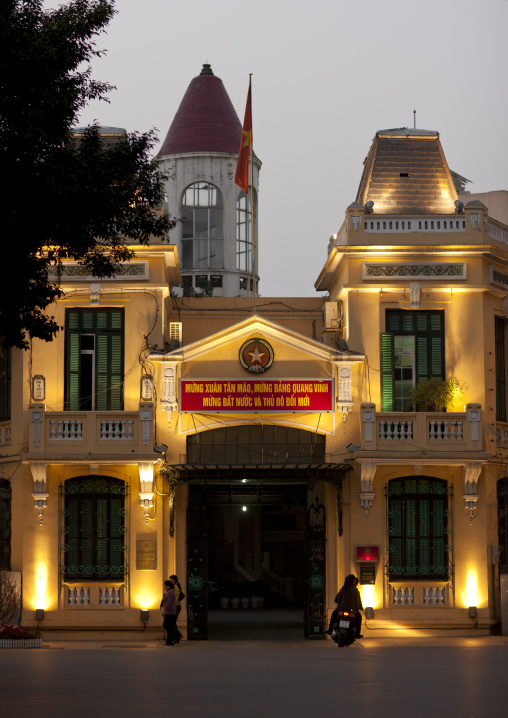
[159, 64, 261, 297]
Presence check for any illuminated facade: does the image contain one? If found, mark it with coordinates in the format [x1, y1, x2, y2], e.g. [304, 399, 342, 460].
[2, 125, 508, 638]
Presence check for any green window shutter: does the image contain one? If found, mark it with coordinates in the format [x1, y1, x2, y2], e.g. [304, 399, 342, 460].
[0, 347, 11, 422]
[66, 332, 81, 411]
[430, 337, 444, 376]
[496, 317, 506, 422]
[380, 333, 394, 412]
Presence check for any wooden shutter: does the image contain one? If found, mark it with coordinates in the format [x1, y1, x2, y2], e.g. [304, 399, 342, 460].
[496, 317, 506, 422]
[380, 333, 394, 412]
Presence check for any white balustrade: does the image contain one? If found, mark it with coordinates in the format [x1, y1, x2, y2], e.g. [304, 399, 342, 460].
[99, 587, 121, 605]
[428, 420, 463, 441]
[392, 587, 414, 605]
[67, 587, 90, 605]
[49, 420, 83, 440]
[365, 217, 466, 234]
[378, 420, 413, 440]
[100, 420, 134, 440]
[423, 587, 446, 605]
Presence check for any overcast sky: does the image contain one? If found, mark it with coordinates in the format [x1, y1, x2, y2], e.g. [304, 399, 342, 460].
[68, 0, 508, 296]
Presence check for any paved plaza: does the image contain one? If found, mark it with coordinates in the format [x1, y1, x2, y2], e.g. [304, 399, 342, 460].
[2, 611, 508, 718]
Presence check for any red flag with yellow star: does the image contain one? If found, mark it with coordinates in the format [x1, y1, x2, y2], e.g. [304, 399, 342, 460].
[235, 86, 252, 194]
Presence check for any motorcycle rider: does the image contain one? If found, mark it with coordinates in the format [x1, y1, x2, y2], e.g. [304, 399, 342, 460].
[327, 574, 364, 638]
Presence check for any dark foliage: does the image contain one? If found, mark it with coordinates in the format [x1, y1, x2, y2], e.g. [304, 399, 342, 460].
[0, 1, 175, 348]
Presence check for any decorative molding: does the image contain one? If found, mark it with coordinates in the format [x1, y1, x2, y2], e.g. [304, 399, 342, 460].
[90, 464, 99, 476]
[337, 366, 352, 402]
[359, 462, 377, 517]
[161, 364, 178, 413]
[30, 463, 48, 525]
[363, 262, 466, 280]
[350, 216, 361, 231]
[490, 265, 508, 290]
[47, 262, 149, 281]
[31, 406, 44, 448]
[468, 213, 480, 229]
[466, 403, 481, 445]
[90, 283, 100, 306]
[138, 462, 155, 524]
[463, 461, 482, 524]
[414, 465, 423, 476]
[361, 403, 376, 444]
[410, 282, 421, 308]
[139, 405, 153, 445]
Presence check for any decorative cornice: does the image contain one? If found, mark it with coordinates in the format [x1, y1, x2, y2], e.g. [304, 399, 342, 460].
[490, 265, 508, 290]
[362, 262, 466, 280]
[47, 262, 148, 281]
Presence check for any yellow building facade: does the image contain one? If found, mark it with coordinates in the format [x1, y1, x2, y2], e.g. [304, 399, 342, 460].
[2, 127, 508, 638]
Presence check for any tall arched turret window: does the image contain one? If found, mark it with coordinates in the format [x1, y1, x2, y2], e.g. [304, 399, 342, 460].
[236, 191, 255, 272]
[180, 182, 224, 270]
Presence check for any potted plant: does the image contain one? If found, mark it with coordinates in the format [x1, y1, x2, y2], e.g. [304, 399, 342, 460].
[409, 378, 463, 412]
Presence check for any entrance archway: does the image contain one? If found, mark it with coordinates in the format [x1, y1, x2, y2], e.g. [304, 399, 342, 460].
[170, 426, 349, 640]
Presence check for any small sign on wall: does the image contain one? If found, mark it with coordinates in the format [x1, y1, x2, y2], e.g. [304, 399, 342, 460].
[136, 540, 157, 570]
[360, 564, 376, 585]
[355, 545, 379, 562]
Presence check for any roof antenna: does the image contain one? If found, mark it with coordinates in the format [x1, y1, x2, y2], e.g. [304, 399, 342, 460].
[413, 109, 416, 130]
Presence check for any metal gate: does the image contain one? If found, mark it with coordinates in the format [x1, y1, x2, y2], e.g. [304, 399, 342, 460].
[186, 492, 208, 640]
[305, 497, 326, 637]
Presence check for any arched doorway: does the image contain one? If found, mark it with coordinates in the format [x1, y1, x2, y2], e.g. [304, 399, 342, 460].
[176, 425, 348, 640]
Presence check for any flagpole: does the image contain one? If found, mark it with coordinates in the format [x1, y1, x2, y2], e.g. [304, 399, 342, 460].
[249, 74, 256, 313]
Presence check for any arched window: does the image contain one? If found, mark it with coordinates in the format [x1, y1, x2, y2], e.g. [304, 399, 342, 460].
[180, 182, 223, 270]
[498, 479, 508, 572]
[236, 192, 252, 272]
[62, 476, 127, 580]
[387, 476, 450, 580]
[0, 478, 11, 571]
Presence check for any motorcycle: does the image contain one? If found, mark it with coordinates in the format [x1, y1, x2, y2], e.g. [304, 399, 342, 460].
[331, 608, 357, 647]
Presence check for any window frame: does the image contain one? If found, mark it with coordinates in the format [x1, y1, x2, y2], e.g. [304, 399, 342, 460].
[61, 476, 128, 581]
[180, 182, 224, 271]
[380, 310, 445, 412]
[387, 476, 451, 581]
[64, 308, 124, 412]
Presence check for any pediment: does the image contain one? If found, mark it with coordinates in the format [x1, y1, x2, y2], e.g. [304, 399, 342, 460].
[155, 314, 361, 368]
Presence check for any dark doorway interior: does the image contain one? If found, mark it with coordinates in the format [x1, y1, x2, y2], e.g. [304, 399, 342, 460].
[189, 483, 307, 639]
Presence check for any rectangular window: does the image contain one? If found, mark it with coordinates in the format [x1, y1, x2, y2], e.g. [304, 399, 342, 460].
[63, 477, 126, 580]
[0, 346, 11, 422]
[387, 477, 450, 580]
[380, 310, 445, 412]
[65, 309, 124, 411]
[495, 317, 506, 422]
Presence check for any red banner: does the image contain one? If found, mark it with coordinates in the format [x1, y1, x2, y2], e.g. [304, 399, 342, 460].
[180, 379, 334, 413]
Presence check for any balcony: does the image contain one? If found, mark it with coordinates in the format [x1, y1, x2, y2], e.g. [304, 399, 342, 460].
[360, 403, 484, 455]
[27, 403, 154, 458]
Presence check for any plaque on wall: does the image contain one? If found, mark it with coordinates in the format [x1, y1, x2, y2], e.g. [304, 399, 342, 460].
[136, 540, 157, 570]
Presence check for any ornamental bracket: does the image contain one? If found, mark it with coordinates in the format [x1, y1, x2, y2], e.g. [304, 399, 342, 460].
[30, 463, 48, 526]
[359, 461, 377, 518]
[463, 462, 482, 524]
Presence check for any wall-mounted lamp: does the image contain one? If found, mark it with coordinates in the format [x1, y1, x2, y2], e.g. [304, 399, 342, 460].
[468, 606, 477, 619]
[35, 609, 45, 621]
[140, 609, 149, 622]
[154, 444, 168, 455]
[365, 607, 375, 620]
[346, 443, 360, 453]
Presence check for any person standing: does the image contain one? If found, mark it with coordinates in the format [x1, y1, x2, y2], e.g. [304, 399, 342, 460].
[162, 580, 179, 646]
[169, 574, 184, 643]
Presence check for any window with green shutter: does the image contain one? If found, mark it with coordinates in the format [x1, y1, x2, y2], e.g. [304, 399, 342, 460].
[0, 478, 11, 571]
[387, 477, 451, 580]
[64, 309, 124, 411]
[380, 310, 445, 411]
[62, 476, 127, 580]
[495, 317, 506, 422]
[0, 346, 11, 422]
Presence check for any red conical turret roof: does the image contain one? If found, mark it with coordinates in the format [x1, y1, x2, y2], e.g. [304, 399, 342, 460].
[159, 64, 243, 156]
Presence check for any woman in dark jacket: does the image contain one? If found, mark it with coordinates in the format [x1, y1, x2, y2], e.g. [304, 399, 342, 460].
[328, 574, 363, 638]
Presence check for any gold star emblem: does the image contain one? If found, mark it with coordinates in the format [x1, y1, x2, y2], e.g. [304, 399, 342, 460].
[248, 346, 265, 364]
[242, 130, 251, 148]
